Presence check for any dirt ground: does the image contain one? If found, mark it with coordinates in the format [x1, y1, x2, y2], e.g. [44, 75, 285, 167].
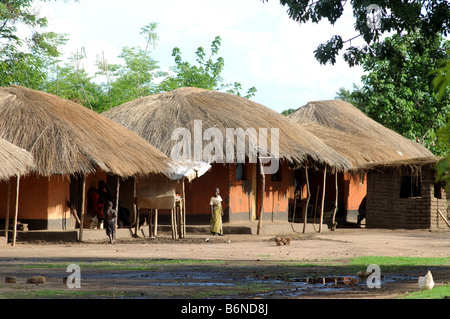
[0, 228, 449, 299]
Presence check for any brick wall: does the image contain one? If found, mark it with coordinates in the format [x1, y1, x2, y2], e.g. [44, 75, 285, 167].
[366, 168, 448, 230]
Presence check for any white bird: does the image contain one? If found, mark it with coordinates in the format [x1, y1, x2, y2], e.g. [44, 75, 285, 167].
[418, 270, 434, 293]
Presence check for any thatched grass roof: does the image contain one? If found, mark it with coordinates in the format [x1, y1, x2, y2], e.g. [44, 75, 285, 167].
[355, 156, 441, 176]
[103, 87, 352, 170]
[0, 86, 169, 177]
[288, 100, 435, 167]
[298, 122, 414, 168]
[0, 137, 34, 180]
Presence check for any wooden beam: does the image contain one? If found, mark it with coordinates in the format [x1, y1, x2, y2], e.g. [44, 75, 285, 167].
[11, 175, 20, 246]
[171, 205, 178, 239]
[181, 178, 186, 238]
[257, 157, 265, 235]
[292, 190, 297, 223]
[78, 175, 86, 242]
[438, 209, 450, 228]
[148, 209, 153, 238]
[319, 165, 327, 233]
[133, 177, 139, 237]
[302, 163, 310, 234]
[154, 209, 158, 237]
[4, 181, 11, 243]
[331, 170, 338, 231]
[115, 176, 120, 241]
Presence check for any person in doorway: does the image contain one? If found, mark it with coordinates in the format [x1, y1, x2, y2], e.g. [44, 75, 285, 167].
[103, 201, 117, 244]
[97, 180, 113, 209]
[97, 180, 132, 228]
[210, 187, 223, 236]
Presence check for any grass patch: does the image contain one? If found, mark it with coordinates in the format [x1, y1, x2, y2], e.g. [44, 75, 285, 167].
[18, 258, 225, 270]
[348, 256, 450, 271]
[1, 289, 142, 299]
[400, 285, 450, 299]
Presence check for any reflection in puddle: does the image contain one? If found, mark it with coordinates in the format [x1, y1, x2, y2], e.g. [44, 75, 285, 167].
[80, 271, 415, 297]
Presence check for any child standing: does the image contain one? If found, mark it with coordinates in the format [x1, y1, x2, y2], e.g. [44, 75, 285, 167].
[103, 201, 117, 244]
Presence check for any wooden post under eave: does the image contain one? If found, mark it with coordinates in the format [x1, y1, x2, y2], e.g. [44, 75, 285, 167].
[133, 177, 139, 237]
[171, 204, 178, 239]
[302, 163, 310, 234]
[331, 170, 338, 231]
[4, 181, 11, 243]
[115, 176, 120, 240]
[257, 157, 265, 235]
[78, 175, 86, 242]
[181, 178, 186, 238]
[154, 209, 158, 237]
[319, 165, 327, 233]
[11, 175, 20, 246]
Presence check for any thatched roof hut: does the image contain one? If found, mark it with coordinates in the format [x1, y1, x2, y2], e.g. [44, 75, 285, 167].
[0, 86, 169, 177]
[288, 100, 434, 164]
[102, 87, 351, 171]
[0, 137, 34, 180]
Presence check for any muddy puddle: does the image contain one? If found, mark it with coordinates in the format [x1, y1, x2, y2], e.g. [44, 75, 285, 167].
[79, 270, 416, 298]
[248, 275, 416, 298]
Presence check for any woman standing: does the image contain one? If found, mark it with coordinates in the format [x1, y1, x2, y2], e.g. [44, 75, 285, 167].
[210, 188, 223, 236]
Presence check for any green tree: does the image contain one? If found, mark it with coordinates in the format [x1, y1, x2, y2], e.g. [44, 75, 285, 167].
[281, 108, 296, 116]
[335, 33, 450, 156]
[262, 0, 450, 67]
[105, 46, 163, 107]
[432, 53, 450, 189]
[0, 0, 68, 88]
[159, 36, 256, 98]
[44, 47, 106, 111]
[97, 22, 164, 109]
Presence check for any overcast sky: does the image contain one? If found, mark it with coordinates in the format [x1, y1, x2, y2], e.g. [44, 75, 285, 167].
[38, 0, 366, 113]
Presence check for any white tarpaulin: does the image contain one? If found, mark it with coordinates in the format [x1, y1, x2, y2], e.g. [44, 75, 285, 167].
[163, 159, 211, 182]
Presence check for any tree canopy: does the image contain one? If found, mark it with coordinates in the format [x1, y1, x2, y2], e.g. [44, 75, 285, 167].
[1, 2, 257, 111]
[263, 0, 450, 67]
[159, 36, 256, 99]
[336, 33, 450, 156]
[0, 0, 68, 89]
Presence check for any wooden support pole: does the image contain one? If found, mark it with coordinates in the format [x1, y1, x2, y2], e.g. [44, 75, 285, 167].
[292, 192, 297, 223]
[182, 178, 186, 238]
[11, 175, 20, 246]
[438, 209, 450, 228]
[78, 175, 86, 242]
[171, 204, 178, 239]
[115, 176, 120, 239]
[302, 163, 310, 234]
[154, 209, 158, 237]
[133, 178, 139, 237]
[171, 208, 174, 239]
[319, 165, 327, 233]
[135, 206, 141, 237]
[257, 157, 265, 235]
[115, 176, 120, 213]
[331, 169, 338, 231]
[4, 181, 11, 243]
[148, 209, 153, 238]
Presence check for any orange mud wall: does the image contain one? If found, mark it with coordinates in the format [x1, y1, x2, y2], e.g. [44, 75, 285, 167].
[228, 162, 293, 222]
[0, 169, 110, 231]
[0, 174, 71, 230]
[177, 162, 293, 224]
[341, 172, 366, 212]
[296, 167, 366, 224]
